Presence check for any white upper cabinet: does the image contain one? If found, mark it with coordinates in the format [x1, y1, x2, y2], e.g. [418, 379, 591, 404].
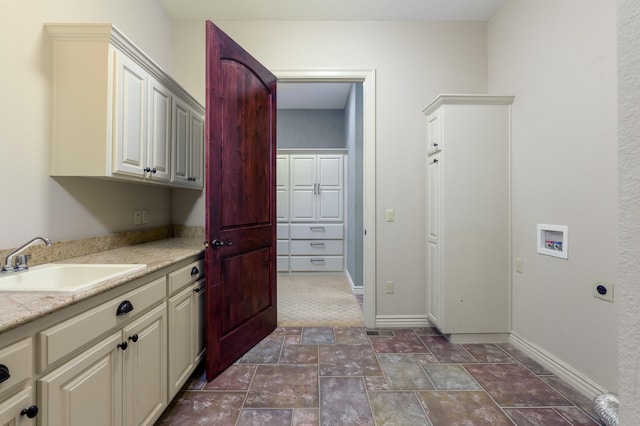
[46, 23, 204, 189]
[290, 154, 344, 222]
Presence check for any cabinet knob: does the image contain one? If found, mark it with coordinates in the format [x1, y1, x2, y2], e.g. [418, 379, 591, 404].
[20, 405, 38, 419]
[118, 341, 128, 351]
[0, 364, 10, 383]
[128, 334, 139, 343]
[193, 287, 201, 293]
[191, 266, 199, 276]
[143, 167, 157, 174]
[116, 300, 134, 316]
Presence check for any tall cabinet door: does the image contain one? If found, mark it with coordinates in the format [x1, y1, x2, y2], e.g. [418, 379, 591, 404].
[290, 155, 317, 221]
[146, 76, 172, 181]
[317, 155, 344, 221]
[427, 152, 442, 328]
[113, 50, 147, 177]
[276, 155, 290, 222]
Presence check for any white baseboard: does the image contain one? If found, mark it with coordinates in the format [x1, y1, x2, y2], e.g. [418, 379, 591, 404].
[509, 332, 607, 399]
[345, 270, 363, 295]
[375, 314, 430, 328]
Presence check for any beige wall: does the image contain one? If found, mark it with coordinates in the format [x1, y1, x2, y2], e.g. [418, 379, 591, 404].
[170, 20, 489, 317]
[0, 0, 177, 248]
[488, 1, 618, 392]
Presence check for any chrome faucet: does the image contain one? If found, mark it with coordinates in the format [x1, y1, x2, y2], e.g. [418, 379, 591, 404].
[1, 236, 52, 273]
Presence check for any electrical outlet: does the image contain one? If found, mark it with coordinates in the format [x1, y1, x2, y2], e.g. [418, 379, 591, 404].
[386, 281, 394, 294]
[593, 282, 614, 303]
[141, 209, 149, 224]
[133, 210, 142, 225]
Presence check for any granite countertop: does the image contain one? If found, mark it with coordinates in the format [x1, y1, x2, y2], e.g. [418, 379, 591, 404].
[0, 237, 204, 334]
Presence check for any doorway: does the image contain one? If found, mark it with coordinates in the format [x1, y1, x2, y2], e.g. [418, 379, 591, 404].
[274, 69, 377, 328]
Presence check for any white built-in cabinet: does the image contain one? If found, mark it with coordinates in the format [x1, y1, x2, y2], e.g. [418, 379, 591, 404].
[277, 151, 345, 272]
[46, 23, 204, 189]
[167, 259, 206, 399]
[425, 94, 514, 343]
[0, 257, 204, 426]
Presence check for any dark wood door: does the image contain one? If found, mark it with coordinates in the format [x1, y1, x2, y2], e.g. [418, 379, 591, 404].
[204, 20, 277, 380]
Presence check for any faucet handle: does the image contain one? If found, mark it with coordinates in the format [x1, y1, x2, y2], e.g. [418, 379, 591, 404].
[14, 254, 32, 270]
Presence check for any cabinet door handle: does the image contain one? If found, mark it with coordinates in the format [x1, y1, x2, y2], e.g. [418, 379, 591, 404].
[193, 287, 201, 293]
[0, 364, 10, 384]
[117, 341, 128, 351]
[191, 266, 199, 276]
[430, 158, 439, 165]
[128, 334, 139, 343]
[20, 405, 38, 419]
[116, 300, 134, 316]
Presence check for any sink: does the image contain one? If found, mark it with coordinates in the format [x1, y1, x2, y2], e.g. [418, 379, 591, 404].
[0, 263, 146, 293]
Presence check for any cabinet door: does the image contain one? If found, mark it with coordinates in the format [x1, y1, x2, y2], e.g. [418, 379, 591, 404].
[426, 109, 442, 154]
[171, 97, 190, 184]
[194, 279, 206, 363]
[0, 386, 36, 426]
[113, 50, 147, 177]
[167, 285, 195, 399]
[427, 153, 442, 328]
[276, 155, 290, 222]
[290, 155, 317, 221]
[147, 76, 172, 181]
[123, 304, 167, 426]
[38, 332, 122, 426]
[317, 155, 344, 221]
[189, 112, 204, 187]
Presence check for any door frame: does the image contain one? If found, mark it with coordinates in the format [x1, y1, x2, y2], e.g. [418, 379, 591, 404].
[273, 68, 377, 328]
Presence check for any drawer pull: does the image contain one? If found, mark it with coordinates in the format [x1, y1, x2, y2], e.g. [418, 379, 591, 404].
[310, 258, 326, 265]
[191, 266, 199, 276]
[0, 364, 10, 383]
[310, 242, 326, 248]
[310, 227, 326, 232]
[116, 300, 134, 316]
[20, 405, 38, 419]
[118, 342, 128, 351]
[128, 334, 139, 343]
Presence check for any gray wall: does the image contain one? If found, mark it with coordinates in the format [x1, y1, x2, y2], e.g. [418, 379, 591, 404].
[277, 109, 346, 149]
[346, 84, 364, 288]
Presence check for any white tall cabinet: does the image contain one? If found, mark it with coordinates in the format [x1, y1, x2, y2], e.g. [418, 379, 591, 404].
[277, 151, 345, 273]
[425, 95, 514, 343]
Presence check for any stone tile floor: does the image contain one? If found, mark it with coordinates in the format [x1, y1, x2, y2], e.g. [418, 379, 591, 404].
[155, 326, 603, 425]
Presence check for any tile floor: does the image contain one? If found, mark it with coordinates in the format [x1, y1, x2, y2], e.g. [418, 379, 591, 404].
[155, 325, 603, 425]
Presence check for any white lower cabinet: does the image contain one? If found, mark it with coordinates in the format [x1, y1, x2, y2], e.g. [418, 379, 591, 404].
[0, 385, 36, 426]
[0, 255, 204, 426]
[167, 260, 206, 399]
[38, 304, 167, 426]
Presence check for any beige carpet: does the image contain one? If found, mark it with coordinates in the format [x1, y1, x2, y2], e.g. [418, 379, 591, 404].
[277, 275, 364, 327]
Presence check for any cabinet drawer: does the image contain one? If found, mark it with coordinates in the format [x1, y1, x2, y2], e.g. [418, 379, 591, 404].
[277, 224, 289, 239]
[168, 258, 205, 295]
[0, 338, 32, 394]
[38, 277, 166, 371]
[290, 224, 343, 240]
[290, 256, 343, 272]
[277, 256, 289, 272]
[277, 240, 289, 255]
[290, 240, 343, 256]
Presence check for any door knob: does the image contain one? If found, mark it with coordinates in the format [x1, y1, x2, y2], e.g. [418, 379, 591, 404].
[211, 239, 233, 248]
